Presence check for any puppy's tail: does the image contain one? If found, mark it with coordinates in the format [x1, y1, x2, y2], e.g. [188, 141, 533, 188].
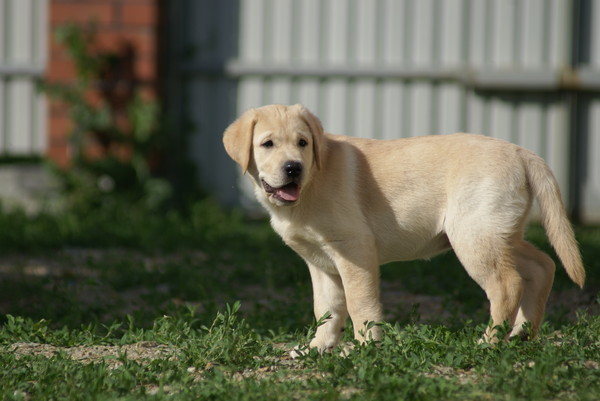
[523, 150, 585, 288]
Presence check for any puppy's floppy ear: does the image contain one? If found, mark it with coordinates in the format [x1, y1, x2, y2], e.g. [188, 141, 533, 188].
[294, 104, 326, 170]
[223, 109, 257, 174]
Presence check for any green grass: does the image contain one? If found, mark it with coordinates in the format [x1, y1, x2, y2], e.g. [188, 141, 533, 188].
[0, 200, 599, 400]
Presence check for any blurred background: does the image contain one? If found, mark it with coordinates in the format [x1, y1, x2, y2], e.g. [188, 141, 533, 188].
[0, 0, 599, 222]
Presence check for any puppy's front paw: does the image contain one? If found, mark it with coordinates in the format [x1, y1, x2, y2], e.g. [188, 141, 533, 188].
[289, 345, 309, 359]
[289, 337, 339, 358]
[338, 342, 355, 357]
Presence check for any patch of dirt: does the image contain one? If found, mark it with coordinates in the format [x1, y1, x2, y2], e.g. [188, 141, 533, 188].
[380, 281, 463, 322]
[0, 248, 208, 279]
[422, 365, 486, 385]
[546, 287, 600, 317]
[7, 341, 180, 370]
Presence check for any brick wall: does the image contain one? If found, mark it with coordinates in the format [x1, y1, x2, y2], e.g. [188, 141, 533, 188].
[47, 0, 164, 166]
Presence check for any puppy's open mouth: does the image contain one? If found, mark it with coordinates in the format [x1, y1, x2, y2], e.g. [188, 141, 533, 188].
[262, 180, 300, 203]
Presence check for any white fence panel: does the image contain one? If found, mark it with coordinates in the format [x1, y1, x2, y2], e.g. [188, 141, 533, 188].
[583, 98, 600, 222]
[592, 0, 600, 67]
[324, 0, 349, 65]
[440, 0, 465, 68]
[0, 0, 47, 156]
[579, 0, 600, 222]
[438, 83, 464, 134]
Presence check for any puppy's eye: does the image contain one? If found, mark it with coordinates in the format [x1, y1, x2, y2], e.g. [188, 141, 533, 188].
[261, 140, 274, 148]
[298, 139, 308, 147]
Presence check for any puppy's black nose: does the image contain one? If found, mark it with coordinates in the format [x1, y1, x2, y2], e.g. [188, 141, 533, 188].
[284, 161, 303, 178]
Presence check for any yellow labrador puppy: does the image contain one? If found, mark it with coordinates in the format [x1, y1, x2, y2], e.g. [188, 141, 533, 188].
[223, 104, 585, 353]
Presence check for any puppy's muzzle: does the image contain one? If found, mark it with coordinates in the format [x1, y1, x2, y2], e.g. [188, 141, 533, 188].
[261, 160, 303, 204]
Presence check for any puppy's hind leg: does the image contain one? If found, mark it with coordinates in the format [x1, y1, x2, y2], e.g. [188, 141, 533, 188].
[450, 234, 524, 343]
[510, 240, 555, 339]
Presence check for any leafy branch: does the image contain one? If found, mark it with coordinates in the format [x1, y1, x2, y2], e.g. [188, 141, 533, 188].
[41, 23, 170, 211]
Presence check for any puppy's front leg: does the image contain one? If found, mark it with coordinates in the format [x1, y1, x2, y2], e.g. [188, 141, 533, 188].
[306, 264, 348, 353]
[333, 244, 383, 345]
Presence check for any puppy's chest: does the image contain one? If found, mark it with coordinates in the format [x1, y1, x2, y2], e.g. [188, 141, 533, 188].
[271, 218, 338, 274]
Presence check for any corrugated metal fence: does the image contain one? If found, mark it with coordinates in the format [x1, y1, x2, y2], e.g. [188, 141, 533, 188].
[0, 0, 47, 156]
[1, 1, 598, 221]
[159, 1, 600, 222]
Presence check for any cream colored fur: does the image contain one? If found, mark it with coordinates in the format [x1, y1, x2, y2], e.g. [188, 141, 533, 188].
[223, 104, 585, 353]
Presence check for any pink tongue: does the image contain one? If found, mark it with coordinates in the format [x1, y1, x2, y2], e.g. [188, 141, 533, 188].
[276, 185, 299, 201]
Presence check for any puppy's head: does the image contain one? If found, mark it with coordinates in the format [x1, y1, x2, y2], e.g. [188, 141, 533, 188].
[223, 104, 325, 206]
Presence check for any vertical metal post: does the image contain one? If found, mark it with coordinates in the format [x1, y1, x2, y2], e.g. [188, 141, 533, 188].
[568, 0, 590, 222]
[164, 0, 188, 206]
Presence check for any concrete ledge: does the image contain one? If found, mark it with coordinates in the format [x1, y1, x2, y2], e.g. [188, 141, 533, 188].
[0, 164, 57, 214]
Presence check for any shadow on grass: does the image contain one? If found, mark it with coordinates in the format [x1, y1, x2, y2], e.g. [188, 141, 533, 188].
[0, 201, 598, 335]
